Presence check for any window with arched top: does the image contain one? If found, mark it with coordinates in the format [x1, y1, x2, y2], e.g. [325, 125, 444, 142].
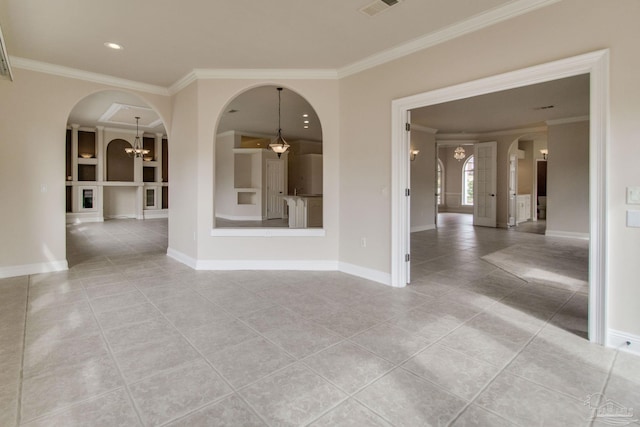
[437, 158, 444, 206]
[462, 155, 474, 205]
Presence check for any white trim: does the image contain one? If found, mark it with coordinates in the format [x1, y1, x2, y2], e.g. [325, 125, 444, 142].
[65, 212, 103, 224]
[545, 230, 590, 240]
[607, 329, 640, 356]
[0, 260, 68, 279]
[411, 125, 438, 134]
[143, 209, 168, 219]
[196, 259, 338, 271]
[337, 0, 561, 78]
[211, 228, 326, 237]
[338, 262, 391, 286]
[10, 56, 169, 96]
[166, 247, 198, 269]
[169, 68, 339, 94]
[215, 214, 264, 222]
[392, 49, 609, 345]
[546, 115, 590, 126]
[411, 224, 436, 233]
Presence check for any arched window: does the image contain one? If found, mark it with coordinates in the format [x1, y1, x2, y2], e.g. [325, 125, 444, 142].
[462, 155, 474, 205]
[437, 158, 444, 205]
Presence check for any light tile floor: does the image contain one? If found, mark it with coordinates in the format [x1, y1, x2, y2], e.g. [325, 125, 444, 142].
[1, 215, 638, 426]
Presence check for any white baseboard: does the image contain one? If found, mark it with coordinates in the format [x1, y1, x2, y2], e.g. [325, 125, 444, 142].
[143, 209, 169, 219]
[166, 247, 198, 269]
[0, 260, 68, 279]
[196, 259, 338, 271]
[338, 262, 391, 286]
[215, 214, 263, 221]
[166, 247, 392, 287]
[66, 212, 103, 224]
[545, 229, 590, 240]
[411, 224, 436, 233]
[607, 329, 640, 356]
[104, 214, 137, 220]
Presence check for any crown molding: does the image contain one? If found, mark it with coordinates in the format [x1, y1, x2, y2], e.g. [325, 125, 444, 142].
[411, 124, 438, 134]
[546, 115, 589, 126]
[436, 125, 548, 140]
[337, 0, 561, 79]
[9, 0, 561, 95]
[10, 56, 170, 96]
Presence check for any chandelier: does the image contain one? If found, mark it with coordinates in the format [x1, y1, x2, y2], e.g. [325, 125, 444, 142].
[269, 87, 290, 158]
[125, 116, 150, 158]
[454, 145, 466, 161]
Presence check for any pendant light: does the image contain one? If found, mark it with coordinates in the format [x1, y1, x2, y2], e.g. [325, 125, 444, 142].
[125, 116, 149, 158]
[269, 87, 290, 158]
[454, 145, 466, 161]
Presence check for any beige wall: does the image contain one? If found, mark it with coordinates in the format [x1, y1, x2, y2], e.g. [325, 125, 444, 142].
[410, 130, 436, 231]
[0, 69, 171, 275]
[338, 0, 640, 335]
[182, 79, 340, 263]
[547, 120, 590, 235]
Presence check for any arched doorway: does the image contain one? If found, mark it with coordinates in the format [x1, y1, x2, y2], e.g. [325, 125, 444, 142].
[65, 90, 169, 265]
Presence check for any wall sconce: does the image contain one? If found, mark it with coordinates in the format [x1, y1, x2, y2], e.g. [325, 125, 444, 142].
[540, 149, 548, 160]
[410, 149, 420, 161]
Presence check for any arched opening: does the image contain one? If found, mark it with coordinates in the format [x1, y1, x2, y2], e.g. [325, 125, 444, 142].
[213, 85, 323, 230]
[65, 90, 170, 264]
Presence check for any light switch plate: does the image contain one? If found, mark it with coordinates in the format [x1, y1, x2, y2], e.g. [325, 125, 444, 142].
[627, 187, 640, 204]
[627, 210, 640, 228]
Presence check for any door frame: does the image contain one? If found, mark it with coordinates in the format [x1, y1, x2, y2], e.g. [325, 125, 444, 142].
[391, 49, 609, 345]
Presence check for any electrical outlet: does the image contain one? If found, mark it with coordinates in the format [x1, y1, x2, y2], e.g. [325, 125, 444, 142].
[360, 237, 367, 248]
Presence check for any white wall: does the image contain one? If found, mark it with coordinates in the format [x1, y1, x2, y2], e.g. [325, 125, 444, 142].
[410, 129, 436, 232]
[338, 0, 640, 336]
[546, 120, 590, 236]
[103, 186, 137, 218]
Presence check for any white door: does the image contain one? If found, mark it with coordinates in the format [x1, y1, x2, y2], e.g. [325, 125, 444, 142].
[474, 141, 497, 227]
[508, 154, 517, 226]
[405, 111, 412, 283]
[266, 159, 285, 219]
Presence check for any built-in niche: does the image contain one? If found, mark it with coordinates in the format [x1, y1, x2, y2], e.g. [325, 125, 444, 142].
[214, 85, 323, 229]
[107, 139, 134, 182]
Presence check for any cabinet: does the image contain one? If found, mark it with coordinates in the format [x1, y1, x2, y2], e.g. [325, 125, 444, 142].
[516, 194, 531, 223]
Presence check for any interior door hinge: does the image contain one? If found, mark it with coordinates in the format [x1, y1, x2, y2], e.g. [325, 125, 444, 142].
[405, 253, 411, 262]
[405, 188, 410, 197]
[405, 123, 411, 132]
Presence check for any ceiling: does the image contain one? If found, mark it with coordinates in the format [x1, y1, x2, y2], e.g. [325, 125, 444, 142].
[7, 1, 577, 139]
[410, 74, 590, 134]
[1, 0, 538, 87]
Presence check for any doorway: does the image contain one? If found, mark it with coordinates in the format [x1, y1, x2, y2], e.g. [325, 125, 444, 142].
[392, 50, 609, 344]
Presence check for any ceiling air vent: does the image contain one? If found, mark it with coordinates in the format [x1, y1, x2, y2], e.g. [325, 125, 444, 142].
[0, 22, 13, 81]
[360, 0, 402, 17]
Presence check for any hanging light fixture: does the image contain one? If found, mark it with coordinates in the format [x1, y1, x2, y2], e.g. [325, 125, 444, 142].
[454, 145, 466, 161]
[124, 116, 149, 158]
[269, 87, 290, 158]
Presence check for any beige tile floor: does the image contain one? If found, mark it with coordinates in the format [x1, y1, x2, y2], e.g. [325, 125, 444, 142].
[1, 215, 638, 426]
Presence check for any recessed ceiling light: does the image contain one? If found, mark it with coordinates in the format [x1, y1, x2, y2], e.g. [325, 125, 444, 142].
[303, 120, 309, 124]
[104, 42, 123, 50]
[302, 114, 309, 118]
[304, 125, 309, 129]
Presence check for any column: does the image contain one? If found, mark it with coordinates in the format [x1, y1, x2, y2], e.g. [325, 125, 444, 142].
[71, 124, 79, 212]
[96, 126, 105, 182]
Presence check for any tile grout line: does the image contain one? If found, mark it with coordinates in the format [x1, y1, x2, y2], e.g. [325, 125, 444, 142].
[15, 275, 31, 427]
[83, 280, 147, 426]
[133, 279, 274, 427]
